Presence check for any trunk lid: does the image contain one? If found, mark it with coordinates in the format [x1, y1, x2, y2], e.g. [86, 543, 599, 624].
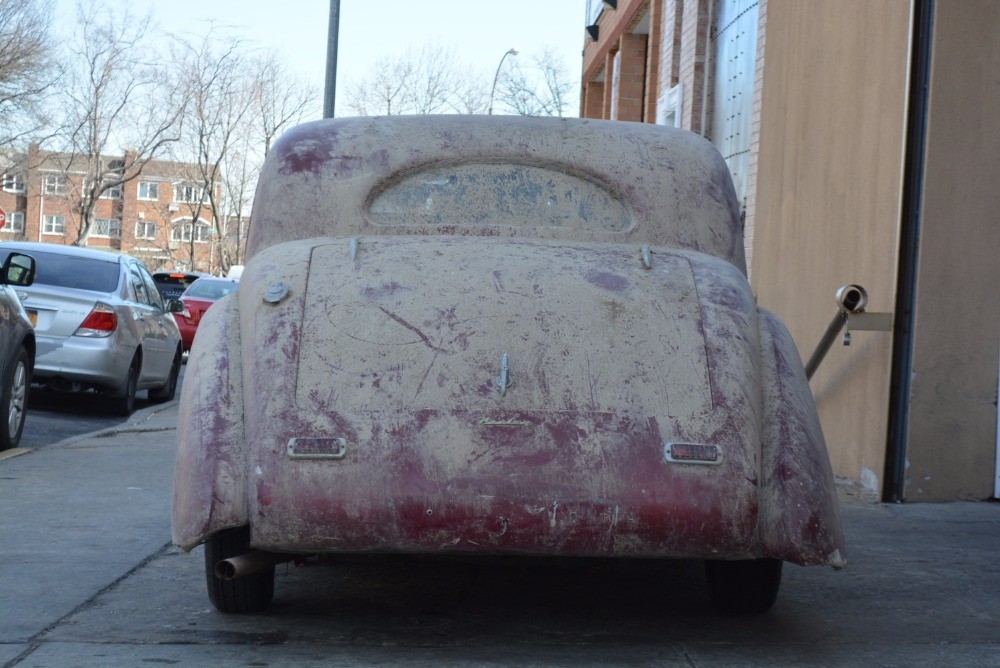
[295, 237, 712, 420]
[244, 237, 761, 557]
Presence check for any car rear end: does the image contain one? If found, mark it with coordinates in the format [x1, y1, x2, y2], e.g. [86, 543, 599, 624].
[153, 271, 202, 301]
[174, 278, 239, 351]
[236, 236, 764, 560]
[0, 245, 134, 390]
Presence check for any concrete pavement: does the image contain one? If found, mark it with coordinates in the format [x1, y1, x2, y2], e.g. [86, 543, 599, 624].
[1, 400, 999, 667]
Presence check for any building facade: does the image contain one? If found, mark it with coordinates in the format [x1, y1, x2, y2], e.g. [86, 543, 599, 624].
[581, 0, 1000, 501]
[0, 144, 229, 275]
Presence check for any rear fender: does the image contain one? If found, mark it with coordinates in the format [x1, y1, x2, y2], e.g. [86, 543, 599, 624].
[757, 308, 847, 567]
[172, 294, 246, 551]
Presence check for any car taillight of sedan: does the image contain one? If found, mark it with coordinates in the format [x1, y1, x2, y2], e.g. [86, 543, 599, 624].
[74, 302, 118, 337]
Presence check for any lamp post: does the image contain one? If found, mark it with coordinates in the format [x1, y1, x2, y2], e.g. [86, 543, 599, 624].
[323, 0, 341, 118]
[488, 48, 519, 115]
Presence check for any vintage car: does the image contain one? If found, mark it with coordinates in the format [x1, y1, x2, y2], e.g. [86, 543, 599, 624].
[173, 116, 846, 614]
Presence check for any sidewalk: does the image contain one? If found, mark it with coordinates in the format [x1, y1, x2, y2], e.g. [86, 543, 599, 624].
[0, 400, 181, 663]
[2, 400, 999, 666]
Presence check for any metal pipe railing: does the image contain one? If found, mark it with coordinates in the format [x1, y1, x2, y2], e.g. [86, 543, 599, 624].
[805, 285, 868, 380]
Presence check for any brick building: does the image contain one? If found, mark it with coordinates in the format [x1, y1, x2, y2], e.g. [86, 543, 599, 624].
[0, 144, 227, 274]
[580, 0, 1000, 502]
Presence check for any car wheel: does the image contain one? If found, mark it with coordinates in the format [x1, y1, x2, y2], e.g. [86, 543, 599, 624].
[0, 346, 31, 451]
[204, 527, 275, 614]
[106, 355, 139, 417]
[149, 348, 181, 403]
[704, 558, 782, 613]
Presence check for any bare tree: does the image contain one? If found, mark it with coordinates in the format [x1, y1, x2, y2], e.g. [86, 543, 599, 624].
[52, 0, 184, 246]
[495, 48, 575, 117]
[345, 44, 487, 116]
[0, 0, 59, 150]
[172, 29, 255, 274]
[254, 51, 318, 155]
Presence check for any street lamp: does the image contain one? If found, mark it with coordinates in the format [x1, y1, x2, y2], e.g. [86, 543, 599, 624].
[488, 48, 519, 115]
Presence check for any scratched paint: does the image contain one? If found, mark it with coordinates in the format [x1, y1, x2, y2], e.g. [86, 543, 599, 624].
[172, 115, 844, 569]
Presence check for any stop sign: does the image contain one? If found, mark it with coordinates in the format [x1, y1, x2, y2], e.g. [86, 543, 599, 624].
[0, 207, 6, 230]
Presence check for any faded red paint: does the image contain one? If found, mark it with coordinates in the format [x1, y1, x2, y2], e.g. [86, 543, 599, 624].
[173, 116, 844, 575]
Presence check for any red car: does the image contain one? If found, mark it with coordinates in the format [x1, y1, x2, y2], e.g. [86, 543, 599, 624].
[173, 277, 239, 351]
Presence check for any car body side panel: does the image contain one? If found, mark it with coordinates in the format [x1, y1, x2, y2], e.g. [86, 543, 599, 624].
[757, 308, 847, 567]
[172, 294, 247, 550]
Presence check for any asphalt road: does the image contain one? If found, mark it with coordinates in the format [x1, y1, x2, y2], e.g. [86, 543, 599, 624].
[18, 365, 186, 450]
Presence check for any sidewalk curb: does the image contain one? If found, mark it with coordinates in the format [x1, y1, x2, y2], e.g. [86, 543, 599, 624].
[54, 399, 180, 449]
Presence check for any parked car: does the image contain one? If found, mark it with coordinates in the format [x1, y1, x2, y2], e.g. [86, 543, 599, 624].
[0, 252, 36, 450]
[0, 242, 185, 416]
[174, 116, 846, 614]
[152, 271, 204, 302]
[173, 277, 240, 351]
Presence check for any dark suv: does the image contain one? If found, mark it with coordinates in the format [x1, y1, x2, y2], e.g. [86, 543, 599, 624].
[152, 271, 204, 301]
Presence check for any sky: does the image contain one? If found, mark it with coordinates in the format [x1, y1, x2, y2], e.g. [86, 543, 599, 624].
[58, 0, 587, 119]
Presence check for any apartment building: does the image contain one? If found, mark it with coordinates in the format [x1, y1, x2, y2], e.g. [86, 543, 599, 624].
[0, 144, 227, 274]
[581, 0, 1000, 501]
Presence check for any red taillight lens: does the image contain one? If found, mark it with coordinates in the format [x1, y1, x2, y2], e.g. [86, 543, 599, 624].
[74, 302, 118, 337]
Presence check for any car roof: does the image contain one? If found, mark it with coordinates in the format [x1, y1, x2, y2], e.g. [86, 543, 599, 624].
[0, 241, 126, 264]
[249, 115, 746, 274]
[189, 276, 238, 285]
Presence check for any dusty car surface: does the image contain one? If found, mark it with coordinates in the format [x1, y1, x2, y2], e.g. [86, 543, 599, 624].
[173, 116, 846, 614]
[0, 242, 185, 416]
[173, 276, 240, 351]
[0, 252, 36, 450]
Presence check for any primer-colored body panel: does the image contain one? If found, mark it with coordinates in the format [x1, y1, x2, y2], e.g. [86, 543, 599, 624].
[173, 116, 844, 568]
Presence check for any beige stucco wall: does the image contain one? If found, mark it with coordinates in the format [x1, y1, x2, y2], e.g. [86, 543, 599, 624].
[751, 0, 913, 494]
[904, 0, 1000, 501]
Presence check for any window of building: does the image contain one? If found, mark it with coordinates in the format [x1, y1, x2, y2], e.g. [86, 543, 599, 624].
[1, 211, 25, 233]
[100, 182, 123, 199]
[43, 214, 66, 235]
[2, 173, 25, 193]
[135, 219, 157, 240]
[173, 183, 206, 204]
[171, 219, 212, 243]
[43, 174, 68, 196]
[138, 182, 159, 200]
[92, 218, 122, 238]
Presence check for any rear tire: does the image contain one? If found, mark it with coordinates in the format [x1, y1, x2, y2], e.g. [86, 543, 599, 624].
[705, 558, 783, 613]
[204, 527, 275, 613]
[0, 346, 30, 451]
[148, 348, 181, 403]
[106, 356, 139, 416]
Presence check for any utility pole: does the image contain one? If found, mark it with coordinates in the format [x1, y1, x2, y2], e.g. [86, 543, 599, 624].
[323, 0, 341, 118]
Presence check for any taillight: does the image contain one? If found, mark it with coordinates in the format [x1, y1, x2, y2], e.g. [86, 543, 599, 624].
[74, 302, 118, 337]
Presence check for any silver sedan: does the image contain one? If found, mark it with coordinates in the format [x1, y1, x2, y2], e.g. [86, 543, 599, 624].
[0, 242, 184, 416]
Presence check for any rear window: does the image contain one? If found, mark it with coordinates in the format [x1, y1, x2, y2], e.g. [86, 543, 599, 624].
[1, 249, 120, 292]
[184, 279, 239, 301]
[154, 273, 200, 289]
[368, 163, 631, 232]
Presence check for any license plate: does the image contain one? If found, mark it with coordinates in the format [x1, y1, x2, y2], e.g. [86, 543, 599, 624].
[26, 309, 37, 328]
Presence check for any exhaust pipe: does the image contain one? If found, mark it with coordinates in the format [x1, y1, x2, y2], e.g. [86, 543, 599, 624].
[215, 551, 297, 580]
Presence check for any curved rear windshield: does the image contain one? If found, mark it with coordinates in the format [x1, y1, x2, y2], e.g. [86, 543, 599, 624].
[369, 162, 631, 231]
[1, 249, 120, 292]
